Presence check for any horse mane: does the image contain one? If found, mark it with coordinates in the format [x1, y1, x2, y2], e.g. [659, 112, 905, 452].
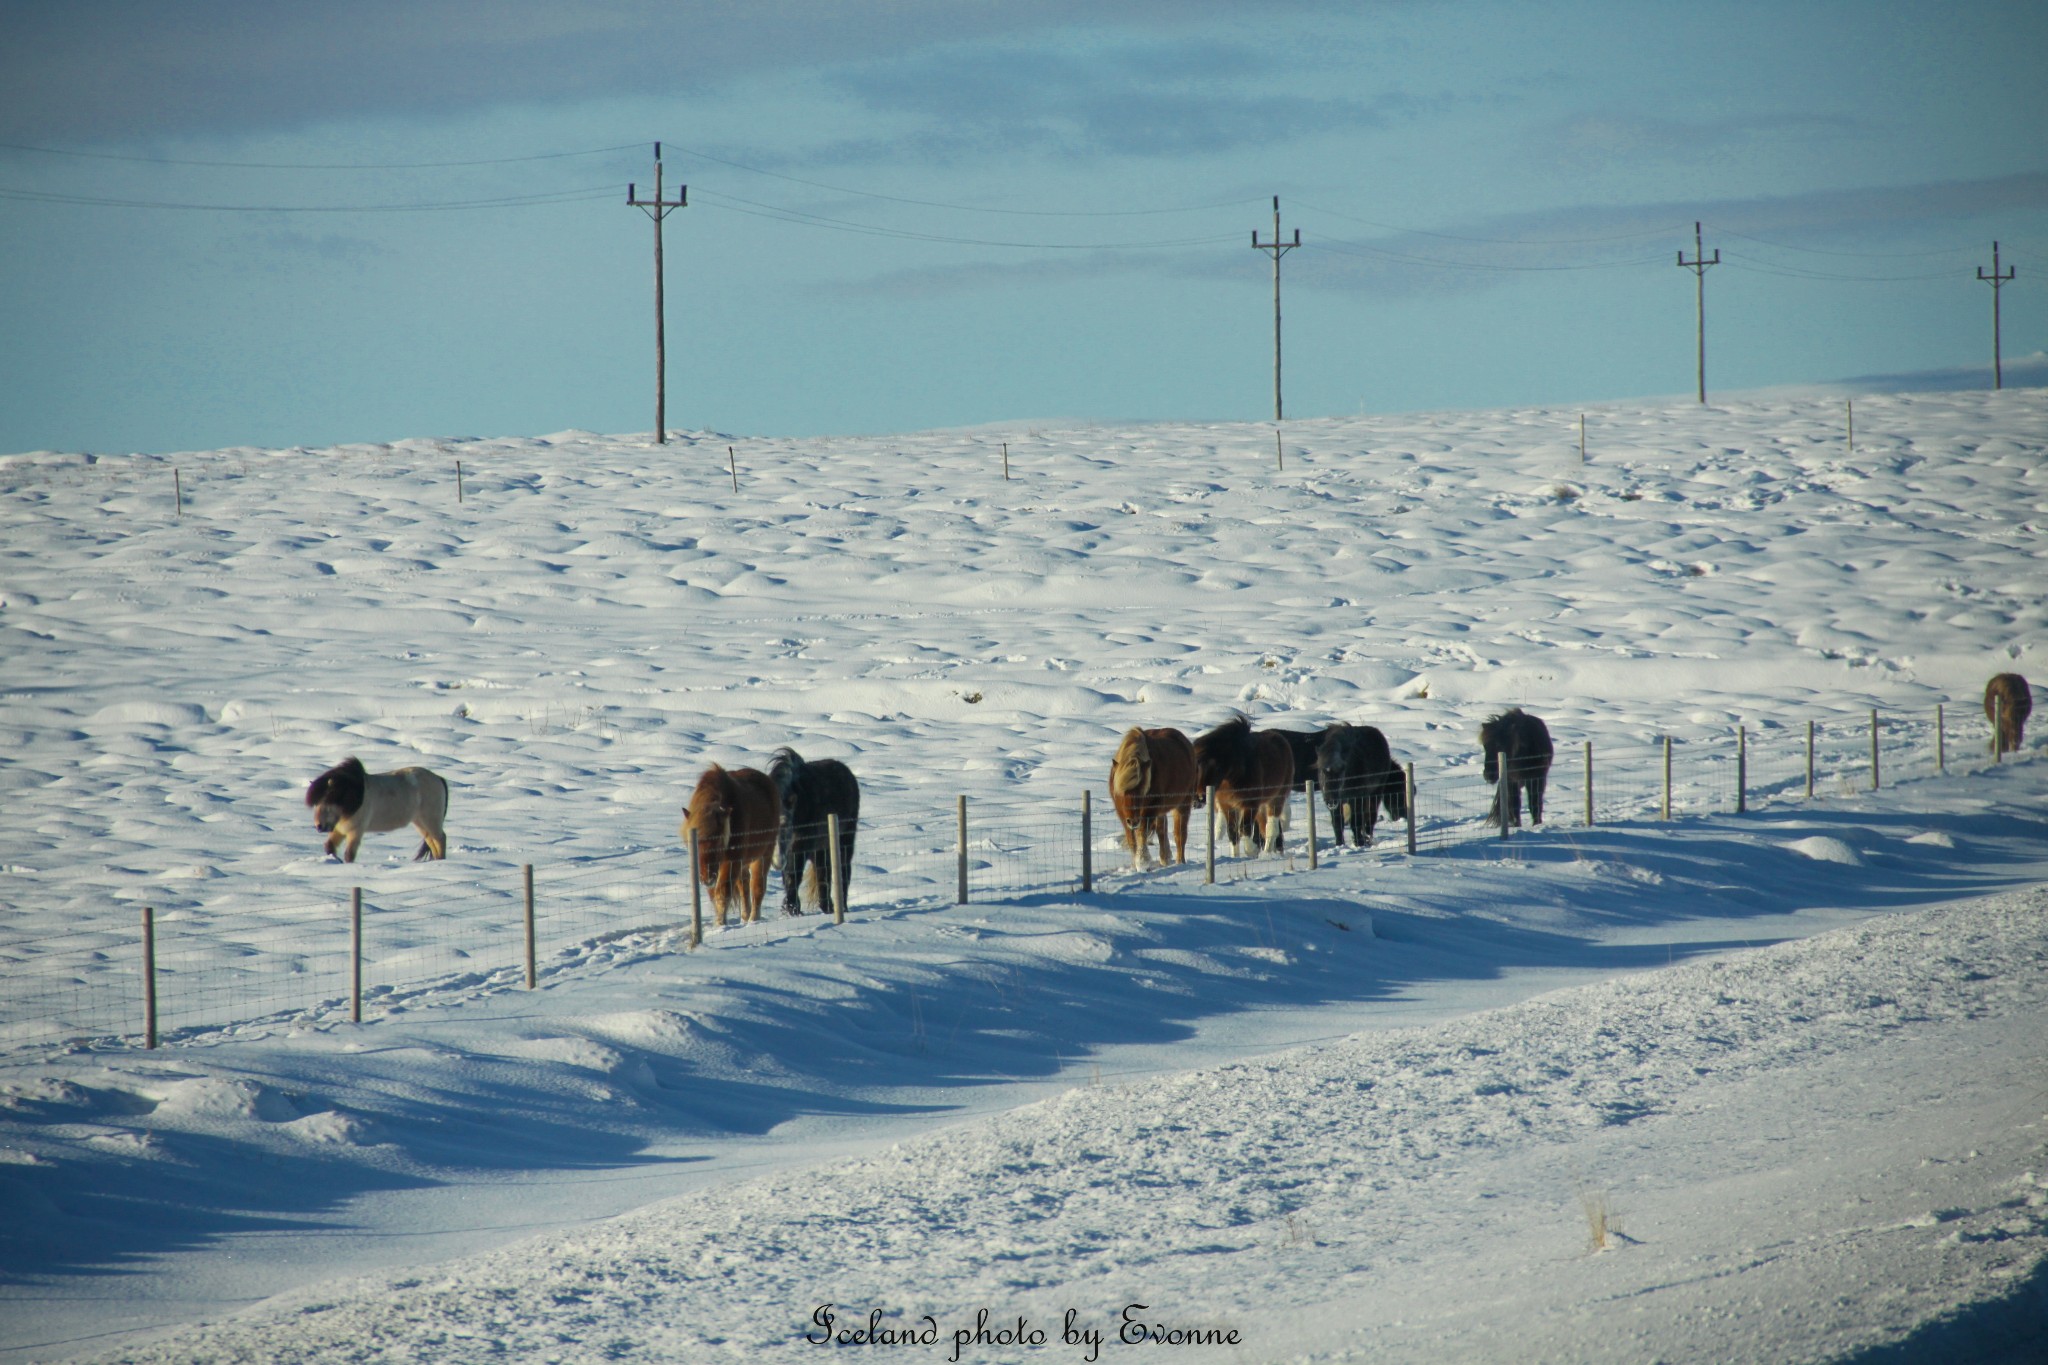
[1195, 712, 1255, 765]
[306, 756, 366, 813]
[768, 747, 804, 802]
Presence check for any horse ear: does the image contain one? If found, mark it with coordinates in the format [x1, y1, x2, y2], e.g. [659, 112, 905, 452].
[344, 756, 366, 774]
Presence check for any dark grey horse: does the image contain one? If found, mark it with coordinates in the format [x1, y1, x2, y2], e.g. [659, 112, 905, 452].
[767, 748, 860, 915]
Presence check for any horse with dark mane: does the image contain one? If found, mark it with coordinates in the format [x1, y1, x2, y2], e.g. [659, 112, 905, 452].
[1316, 723, 1406, 846]
[1192, 714, 1295, 856]
[304, 756, 449, 863]
[768, 748, 860, 915]
[683, 764, 783, 926]
[1986, 673, 2032, 757]
[1275, 729, 1326, 791]
[1108, 726, 1202, 869]
[1479, 708, 1553, 828]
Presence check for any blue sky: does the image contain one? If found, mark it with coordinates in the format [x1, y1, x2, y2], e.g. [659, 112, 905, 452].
[2, 0, 2044, 453]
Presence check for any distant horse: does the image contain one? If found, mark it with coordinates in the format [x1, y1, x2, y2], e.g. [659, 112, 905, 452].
[305, 756, 448, 863]
[1316, 724, 1407, 847]
[1986, 673, 2033, 756]
[1108, 726, 1202, 869]
[683, 764, 783, 926]
[1479, 709, 1553, 828]
[768, 748, 860, 916]
[1193, 714, 1295, 856]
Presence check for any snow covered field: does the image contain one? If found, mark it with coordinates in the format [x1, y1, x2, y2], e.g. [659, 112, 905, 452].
[2, 390, 2045, 1362]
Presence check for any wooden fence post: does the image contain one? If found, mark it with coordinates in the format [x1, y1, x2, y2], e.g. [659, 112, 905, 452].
[173, 469, 183, 520]
[1304, 781, 1317, 869]
[1870, 709, 1881, 790]
[827, 813, 845, 924]
[1496, 767, 1512, 839]
[350, 886, 363, 1024]
[522, 863, 536, 989]
[142, 906, 158, 1050]
[727, 446, 739, 493]
[1806, 719, 1816, 798]
[1002, 442, 1010, 481]
[1662, 736, 1673, 820]
[956, 795, 969, 905]
[457, 459, 465, 505]
[1937, 703, 1946, 772]
[1080, 791, 1093, 893]
[1205, 786, 1217, 884]
[1583, 740, 1595, 826]
[1736, 726, 1747, 814]
[1405, 763, 1417, 855]
[688, 828, 703, 948]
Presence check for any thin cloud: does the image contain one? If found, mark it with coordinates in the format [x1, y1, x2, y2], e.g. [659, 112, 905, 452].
[0, 0, 1364, 145]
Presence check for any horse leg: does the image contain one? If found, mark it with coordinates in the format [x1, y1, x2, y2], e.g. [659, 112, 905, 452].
[1170, 806, 1188, 864]
[1530, 775, 1547, 826]
[747, 856, 769, 923]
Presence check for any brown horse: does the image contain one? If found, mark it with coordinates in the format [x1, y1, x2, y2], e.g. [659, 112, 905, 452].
[1985, 673, 2032, 756]
[1108, 726, 1202, 870]
[1192, 714, 1295, 857]
[682, 764, 783, 926]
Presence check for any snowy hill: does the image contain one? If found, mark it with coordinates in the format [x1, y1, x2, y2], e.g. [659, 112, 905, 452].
[2, 391, 2045, 1362]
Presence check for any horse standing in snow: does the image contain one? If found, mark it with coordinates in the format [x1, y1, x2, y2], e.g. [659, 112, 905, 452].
[1108, 726, 1202, 869]
[1316, 723, 1407, 846]
[1479, 709, 1553, 829]
[1985, 673, 2032, 756]
[768, 747, 860, 916]
[304, 757, 449, 862]
[1192, 714, 1295, 857]
[683, 764, 783, 926]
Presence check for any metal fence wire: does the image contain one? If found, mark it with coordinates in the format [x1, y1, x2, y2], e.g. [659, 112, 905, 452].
[0, 704, 2020, 1056]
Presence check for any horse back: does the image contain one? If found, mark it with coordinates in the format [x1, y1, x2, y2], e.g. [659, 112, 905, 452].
[1144, 728, 1199, 803]
[727, 767, 783, 856]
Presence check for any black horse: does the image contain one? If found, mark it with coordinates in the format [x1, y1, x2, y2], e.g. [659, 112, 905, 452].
[1479, 709, 1552, 828]
[1275, 728, 1327, 791]
[767, 748, 860, 915]
[1316, 724, 1407, 846]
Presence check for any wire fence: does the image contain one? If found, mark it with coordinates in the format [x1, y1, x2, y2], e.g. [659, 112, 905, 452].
[0, 703, 2020, 1058]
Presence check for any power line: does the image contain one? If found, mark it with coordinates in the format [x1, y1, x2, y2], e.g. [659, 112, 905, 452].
[694, 189, 1240, 250]
[1720, 252, 1970, 283]
[0, 184, 618, 212]
[1307, 237, 1666, 272]
[0, 140, 643, 170]
[1290, 199, 1687, 246]
[1707, 227, 1980, 259]
[660, 139, 1259, 218]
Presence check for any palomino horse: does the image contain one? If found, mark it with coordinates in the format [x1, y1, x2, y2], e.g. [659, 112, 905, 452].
[683, 764, 783, 926]
[1108, 726, 1201, 869]
[1192, 714, 1295, 856]
[1985, 673, 2032, 756]
[1479, 708, 1553, 828]
[768, 747, 861, 916]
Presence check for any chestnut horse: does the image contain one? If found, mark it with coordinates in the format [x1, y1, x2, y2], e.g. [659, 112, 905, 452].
[1108, 726, 1201, 869]
[683, 764, 783, 926]
[1985, 673, 2032, 756]
[1192, 714, 1295, 857]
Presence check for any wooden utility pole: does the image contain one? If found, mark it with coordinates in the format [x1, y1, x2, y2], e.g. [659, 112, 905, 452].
[1677, 221, 1719, 404]
[1978, 241, 2015, 390]
[1251, 196, 1300, 421]
[626, 143, 687, 442]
